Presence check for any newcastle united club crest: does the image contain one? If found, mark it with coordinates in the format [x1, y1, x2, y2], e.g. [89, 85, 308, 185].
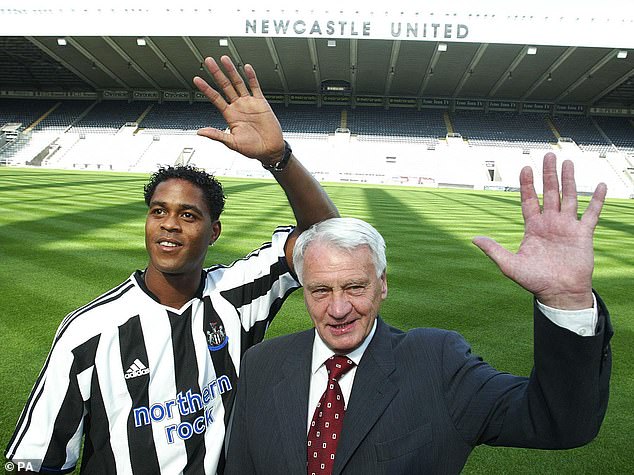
[207, 322, 228, 351]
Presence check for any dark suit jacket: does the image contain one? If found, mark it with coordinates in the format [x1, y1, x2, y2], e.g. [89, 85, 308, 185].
[225, 296, 612, 474]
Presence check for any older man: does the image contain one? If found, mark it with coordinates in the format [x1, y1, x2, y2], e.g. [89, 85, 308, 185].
[225, 154, 612, 475]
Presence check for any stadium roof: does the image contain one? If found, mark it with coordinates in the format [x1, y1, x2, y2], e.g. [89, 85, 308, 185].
[1, 2, 633, 109]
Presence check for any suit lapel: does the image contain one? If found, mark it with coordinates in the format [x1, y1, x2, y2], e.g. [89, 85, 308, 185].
[273, 330, 314, 473]
[333, 318, 399, 474]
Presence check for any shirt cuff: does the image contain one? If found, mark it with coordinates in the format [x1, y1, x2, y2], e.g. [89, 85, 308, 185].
[536, 293, 598, 337]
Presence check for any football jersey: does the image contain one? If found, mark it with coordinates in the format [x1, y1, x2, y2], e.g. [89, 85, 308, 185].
[5, 226, 300, 474]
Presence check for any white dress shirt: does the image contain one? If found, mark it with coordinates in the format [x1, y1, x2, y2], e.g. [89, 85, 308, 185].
[306, 297, 598, 432]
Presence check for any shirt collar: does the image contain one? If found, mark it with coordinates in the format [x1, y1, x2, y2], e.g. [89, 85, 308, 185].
[311, 318, 378, 375]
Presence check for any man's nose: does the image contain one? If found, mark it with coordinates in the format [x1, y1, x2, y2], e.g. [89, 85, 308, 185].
[329, 291, 352, 318]
[161, 214, 181, 232]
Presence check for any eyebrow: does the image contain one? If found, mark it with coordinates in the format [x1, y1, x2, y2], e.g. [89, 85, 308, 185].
[149, 200, 205, 216]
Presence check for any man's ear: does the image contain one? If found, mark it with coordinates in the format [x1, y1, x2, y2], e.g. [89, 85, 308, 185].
[380, 271, 388, 300]
[210, 220, 222, 245]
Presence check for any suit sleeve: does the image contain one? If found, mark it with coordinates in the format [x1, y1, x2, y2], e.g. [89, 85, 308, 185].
[225, 348, 256, 475]
[444, 292, 612, 449]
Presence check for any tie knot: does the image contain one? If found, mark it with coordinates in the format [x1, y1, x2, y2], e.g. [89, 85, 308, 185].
[325, 355, 354, 381]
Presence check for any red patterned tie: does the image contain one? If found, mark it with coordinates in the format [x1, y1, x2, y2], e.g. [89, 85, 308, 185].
[307, 355, 355, 475]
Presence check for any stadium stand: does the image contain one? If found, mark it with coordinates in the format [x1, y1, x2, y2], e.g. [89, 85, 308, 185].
[271, 104, 342, 136]
[70, 101, 149, 134]
[347, 108, 446, 146]
[0, 98, 57, 130]
[0, 37, 90, 92]
[595, 116, 634, 155]
[139, 102, 226, 134]
[450, 111, 555, 150]
[1, 98, 633, 197]
[550, 115, 613, 154]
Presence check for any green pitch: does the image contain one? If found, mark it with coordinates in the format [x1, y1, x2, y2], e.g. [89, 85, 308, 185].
[1, 167, 632, 473]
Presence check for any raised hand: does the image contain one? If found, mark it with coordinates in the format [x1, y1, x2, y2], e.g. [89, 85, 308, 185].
[473, 153, 607, 310]
[193, 56, 284, 166]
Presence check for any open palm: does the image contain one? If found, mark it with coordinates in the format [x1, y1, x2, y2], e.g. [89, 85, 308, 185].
[193, 56, 284, 164]
[473, 154, 606, 310]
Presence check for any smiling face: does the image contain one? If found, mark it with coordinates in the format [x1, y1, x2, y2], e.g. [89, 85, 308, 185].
[302, 241, 388, 354]
[144, 178, 220, 278]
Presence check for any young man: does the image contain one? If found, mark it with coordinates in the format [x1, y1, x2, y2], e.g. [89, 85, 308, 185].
[5, 56, 338, 474]
[225, 155, 612, 475]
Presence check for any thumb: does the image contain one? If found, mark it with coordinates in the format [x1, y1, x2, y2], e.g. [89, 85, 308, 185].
[197, 127, 235, 150]
[472, 236, 513, 274]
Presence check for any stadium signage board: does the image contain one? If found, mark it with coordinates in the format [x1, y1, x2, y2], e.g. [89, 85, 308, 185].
[523, 103, 551, 112]
[102, 90, 130, 99]
[133, 91, 159, 100]
[1, 6, 632, 49]
[422, 98, 450, 108]
[388, 97, 418, 107]
[289, 95, 318, 104]
[264, 94, 285, 103]
[244, 18, 469, 41]
[555, 104, 585, 114]
[163, 91, 190, 101]
[456, 99, 484, 110]
[356, 96, 384, 106]
[323, 95, 351, 105]
[590, 107, 634, 116]
[489, 101, 517, 111]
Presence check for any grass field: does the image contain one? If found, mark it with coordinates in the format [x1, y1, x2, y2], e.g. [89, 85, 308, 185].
[1, 166, 632, 473]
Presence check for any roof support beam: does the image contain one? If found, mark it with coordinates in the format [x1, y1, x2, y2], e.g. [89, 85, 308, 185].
[453, 43, 488, 97]
[489, 45, 530, 97]
[522, 47, 577, 101]
[556, 49, 619, 102]
[590, 68, 634, 105]
[384, 41, 401, 98]
[350, 39, 358, 96]
[182, 36, 204, 66]
[417, 42, 443, 97]
[25, 36, 99, 90]
[144, 37, 190, 89]
[66, 36, 129, 89]
[307, 39, 321, 93]
[265, 37, 289, 94]
[102, 37, 162, 90]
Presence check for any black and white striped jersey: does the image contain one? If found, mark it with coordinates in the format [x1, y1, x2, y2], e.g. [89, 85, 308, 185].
[5, 226, 299, 474]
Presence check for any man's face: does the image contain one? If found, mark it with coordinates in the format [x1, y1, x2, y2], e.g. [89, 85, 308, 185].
[302, 241, 387, 354]
[145, 178, 220, 277]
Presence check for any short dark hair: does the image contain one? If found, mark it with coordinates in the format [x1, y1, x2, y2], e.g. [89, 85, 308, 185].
[144, 165, 225, 220]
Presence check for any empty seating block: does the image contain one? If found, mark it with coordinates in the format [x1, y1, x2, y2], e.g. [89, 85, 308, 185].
[347, 108, 446, 145]
[450, 111, 554, 149]
[140, 102, 226, 134]
[551, 115, 612, 153]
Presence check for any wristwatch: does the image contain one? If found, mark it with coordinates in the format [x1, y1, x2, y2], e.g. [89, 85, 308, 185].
[262, 141, 292, 172]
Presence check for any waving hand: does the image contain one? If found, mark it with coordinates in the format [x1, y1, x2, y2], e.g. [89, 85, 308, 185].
[473, 153, 607, 310]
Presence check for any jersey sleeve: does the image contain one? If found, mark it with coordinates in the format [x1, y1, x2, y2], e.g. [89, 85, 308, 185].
[217, 225, 301, 335]
[4, 320, 93, 474]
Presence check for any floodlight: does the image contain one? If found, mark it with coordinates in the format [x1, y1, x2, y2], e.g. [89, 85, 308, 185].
[57, 38, 67, 46]
[438, 43, 448, 52]
[617, 50, 628, 59]
[527, 46, 537, 55]
[136, 38, 146, 46]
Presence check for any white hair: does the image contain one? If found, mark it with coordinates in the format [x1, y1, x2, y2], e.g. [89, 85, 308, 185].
[293, 217, 386, 284]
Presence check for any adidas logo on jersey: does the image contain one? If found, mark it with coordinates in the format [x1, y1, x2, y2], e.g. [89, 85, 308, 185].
[125, 358, 150, 379]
